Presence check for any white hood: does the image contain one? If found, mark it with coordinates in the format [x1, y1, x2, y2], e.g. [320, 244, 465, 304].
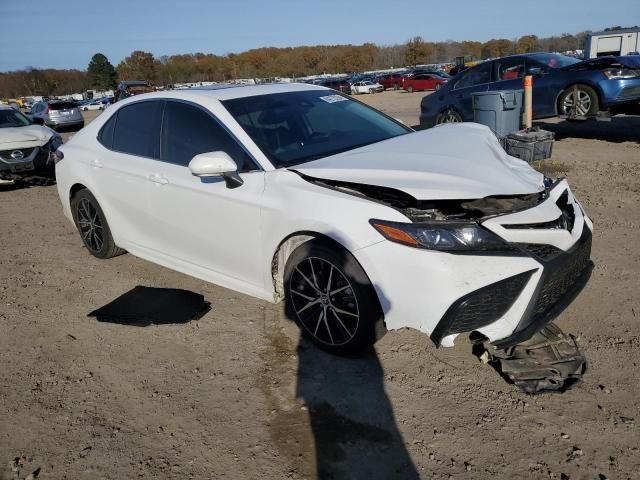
[294, 123, 545, 200]
[0, 125, 56, 150]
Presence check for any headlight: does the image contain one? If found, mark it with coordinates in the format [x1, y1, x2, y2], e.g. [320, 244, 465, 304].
[370, 219, 516, 252]
[603, 68, 639, 80]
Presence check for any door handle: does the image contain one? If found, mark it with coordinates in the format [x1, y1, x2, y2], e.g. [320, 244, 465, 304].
[148, 173, 169, 185]
[90, 159, 103, 168]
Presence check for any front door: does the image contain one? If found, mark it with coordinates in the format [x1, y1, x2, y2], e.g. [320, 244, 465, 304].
[149, 100, 265, 289]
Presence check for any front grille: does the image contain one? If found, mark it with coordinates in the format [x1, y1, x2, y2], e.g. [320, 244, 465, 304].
[533, 235, 592, 316]
[0, 147, 36, 161]
[446, 271, 533, 335]
[521, 243, 563, 261]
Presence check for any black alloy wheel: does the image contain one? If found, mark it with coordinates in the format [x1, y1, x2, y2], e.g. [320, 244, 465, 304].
[284, 241, 384, 355]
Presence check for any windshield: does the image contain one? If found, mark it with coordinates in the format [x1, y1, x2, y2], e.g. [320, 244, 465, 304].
[222, 90, 410, 167]
[529, 53, 581, 68]
[0, 108, 31, 128]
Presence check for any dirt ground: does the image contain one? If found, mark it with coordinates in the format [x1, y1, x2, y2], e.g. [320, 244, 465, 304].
[1, 91, 639, 480]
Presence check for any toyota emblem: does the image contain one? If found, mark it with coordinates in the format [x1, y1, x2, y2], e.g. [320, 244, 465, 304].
[10, 150, 24, 160]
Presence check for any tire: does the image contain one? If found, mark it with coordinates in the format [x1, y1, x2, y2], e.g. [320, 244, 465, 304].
[284, 240, 384, 356]
[435, 83, 442, 91]
[71, 189, 125, 259]
[407, 86, 414, 93]
[558, 84, 599, 119]
[435, 108, 463, 124]
[393, 84, 399, 90]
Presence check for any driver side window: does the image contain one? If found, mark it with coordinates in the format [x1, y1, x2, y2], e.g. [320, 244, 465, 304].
[453, 62, 492, 89]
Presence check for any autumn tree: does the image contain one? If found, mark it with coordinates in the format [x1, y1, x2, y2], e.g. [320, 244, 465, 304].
[481, 39, 515, 59]
[516, 35, 541, 53]
[405, 37, 433, 65]
[116, 51, 159, 82]
[87, 53, 117, 89]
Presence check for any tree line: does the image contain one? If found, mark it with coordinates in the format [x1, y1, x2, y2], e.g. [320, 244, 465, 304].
[0, 31, 593, 98]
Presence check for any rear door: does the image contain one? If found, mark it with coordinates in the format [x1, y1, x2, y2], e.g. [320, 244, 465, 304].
[92, 100, 163, 248]
[448, 62, 493, 120]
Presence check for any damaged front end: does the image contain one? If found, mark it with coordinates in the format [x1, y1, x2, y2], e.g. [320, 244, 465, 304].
[0, 136, 61, 185]
[298, 172, 592, 393]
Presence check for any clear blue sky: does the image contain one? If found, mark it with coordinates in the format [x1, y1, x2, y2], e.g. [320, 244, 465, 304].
[0, 0, 638, 71]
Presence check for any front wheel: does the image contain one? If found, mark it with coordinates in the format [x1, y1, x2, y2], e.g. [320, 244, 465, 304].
[435, 108, 463, 124]
[284, 241, 384, 356]
[558, 84, 599, 119]
[71, 189, 125, 259]
[407, 86, 414, 93]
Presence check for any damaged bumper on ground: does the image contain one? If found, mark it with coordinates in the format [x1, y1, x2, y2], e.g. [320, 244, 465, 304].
[353, 178, 593, 348]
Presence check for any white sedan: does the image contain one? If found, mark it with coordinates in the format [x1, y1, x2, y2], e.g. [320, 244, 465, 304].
[55, 84, 593, 355]
[351, 81, 384, 95]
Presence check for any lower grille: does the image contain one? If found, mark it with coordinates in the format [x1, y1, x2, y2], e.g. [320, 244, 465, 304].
[618, 85, 640, 100]
[521, 243, 563, 261]
[533, 235, 592, 315]
[444, 270, 533, 336]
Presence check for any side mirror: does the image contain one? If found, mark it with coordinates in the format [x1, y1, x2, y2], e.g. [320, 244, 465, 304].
[526, 67, 543, 77]
[32, 117, 44, 125]
[188, 151, 244, 189]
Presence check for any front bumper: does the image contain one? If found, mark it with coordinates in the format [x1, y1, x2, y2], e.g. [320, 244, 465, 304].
[354, 179, 593, 347]
[0, 143, 57, 178]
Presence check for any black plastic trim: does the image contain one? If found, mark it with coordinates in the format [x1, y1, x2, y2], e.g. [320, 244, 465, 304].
[431, 269, 536, 346]
[492, 226, 593, 349]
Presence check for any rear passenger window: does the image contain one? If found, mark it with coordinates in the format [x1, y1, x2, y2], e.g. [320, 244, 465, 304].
[113, 101, 162, 158]
[98, 114, 116, 149]
[161, 101, 256, 171]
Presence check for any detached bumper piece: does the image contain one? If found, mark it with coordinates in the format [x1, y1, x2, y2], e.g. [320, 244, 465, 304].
[476, 323, 586, 393]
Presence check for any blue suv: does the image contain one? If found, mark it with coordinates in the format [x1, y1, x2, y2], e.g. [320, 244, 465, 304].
[420, 53, 640, 127]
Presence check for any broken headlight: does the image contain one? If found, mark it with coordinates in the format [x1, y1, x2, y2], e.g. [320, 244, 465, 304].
[370, 219, 515, 252]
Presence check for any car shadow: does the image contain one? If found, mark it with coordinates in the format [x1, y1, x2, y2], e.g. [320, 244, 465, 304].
[534, 115, 640, 143]
[87, 286, 211, 326]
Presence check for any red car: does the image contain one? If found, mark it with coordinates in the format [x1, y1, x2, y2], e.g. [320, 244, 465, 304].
[402, 74, 448, 93]
[379, 73, 405, 90]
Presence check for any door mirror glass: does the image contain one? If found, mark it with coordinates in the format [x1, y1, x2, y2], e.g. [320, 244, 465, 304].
[188, 151, 243, 188]
[526, 67, 543, 77]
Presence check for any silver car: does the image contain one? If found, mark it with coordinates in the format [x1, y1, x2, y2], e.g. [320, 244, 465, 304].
[30, 101, 84, 131]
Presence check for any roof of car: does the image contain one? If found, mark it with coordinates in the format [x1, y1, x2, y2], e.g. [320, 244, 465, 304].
[118, 82, 327, 103]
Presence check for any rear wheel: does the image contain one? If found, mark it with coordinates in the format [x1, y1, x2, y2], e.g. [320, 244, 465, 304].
[284, 241, 384, 356]
[71, 189, 125, 259]
[435, 108, 463, 124]
[558, 84, 599, 120]
[393, 84, 400, 90]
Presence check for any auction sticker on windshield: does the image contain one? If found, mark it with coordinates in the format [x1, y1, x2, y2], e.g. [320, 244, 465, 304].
[319, 94, 348, 103]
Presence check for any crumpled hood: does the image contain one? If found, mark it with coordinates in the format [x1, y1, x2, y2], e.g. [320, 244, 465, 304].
[293, 123, 544, 200]
[0, 125, 56, 150]
[563, 55, 640, 70]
